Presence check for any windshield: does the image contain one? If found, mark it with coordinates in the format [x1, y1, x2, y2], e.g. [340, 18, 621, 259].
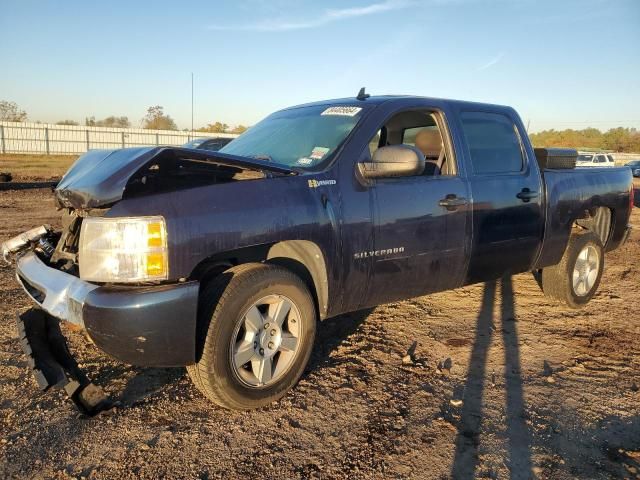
[577, 154, 594, 162]
[220, 104, 366, 169]
[627, 160, 640, 167]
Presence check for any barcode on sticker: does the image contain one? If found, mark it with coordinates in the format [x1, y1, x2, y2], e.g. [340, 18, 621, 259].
[321, 106, 362, 117]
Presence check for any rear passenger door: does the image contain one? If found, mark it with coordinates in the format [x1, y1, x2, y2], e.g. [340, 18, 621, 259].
[459, 110, 544, 284]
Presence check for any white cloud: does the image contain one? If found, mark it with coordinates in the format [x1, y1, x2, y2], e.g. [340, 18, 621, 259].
[209, 0, 418, 32]
[477, 52, 505, 71]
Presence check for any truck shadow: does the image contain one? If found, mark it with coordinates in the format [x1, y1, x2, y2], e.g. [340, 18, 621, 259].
[104, 308, 375, 408]
[451, 276, 533, 479]
[114, 307, 376, 407]
[117, 367, 184, 406]
[306, 307, 374, 373]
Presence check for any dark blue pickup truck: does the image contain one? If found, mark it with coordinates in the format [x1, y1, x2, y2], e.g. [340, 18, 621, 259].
[3, 93, 634, 412]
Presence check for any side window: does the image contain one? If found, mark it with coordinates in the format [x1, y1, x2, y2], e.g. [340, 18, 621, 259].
[460, 111, 525, 174]
[607, 155, 615, 163]
[365, 110, 455, 177]
[595, 155, 606, 163]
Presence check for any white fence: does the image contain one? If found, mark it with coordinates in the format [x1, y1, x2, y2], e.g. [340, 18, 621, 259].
[0, 121, 238, 155]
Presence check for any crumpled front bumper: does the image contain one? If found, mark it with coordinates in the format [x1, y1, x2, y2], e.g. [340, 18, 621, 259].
[15, 251, 200, 367]
[16, 251, 98, 326]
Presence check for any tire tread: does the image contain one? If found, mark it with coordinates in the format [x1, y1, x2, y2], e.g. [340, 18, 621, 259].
[541, 231, 603, 309]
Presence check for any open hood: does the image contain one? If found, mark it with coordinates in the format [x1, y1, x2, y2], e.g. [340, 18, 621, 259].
[55, 147, 298, 210]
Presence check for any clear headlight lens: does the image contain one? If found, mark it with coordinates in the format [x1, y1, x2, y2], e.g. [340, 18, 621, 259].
[79, 216, 168, 282]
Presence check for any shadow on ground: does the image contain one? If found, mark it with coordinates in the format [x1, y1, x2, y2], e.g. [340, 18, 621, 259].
[451, 276, 534, 479]
[118, 367, 185, 406]
[307, 308, 374, 373]
[102, 308, 376, 408]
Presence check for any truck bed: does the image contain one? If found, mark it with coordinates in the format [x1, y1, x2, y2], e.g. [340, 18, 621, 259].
[535, 166, 633, 269]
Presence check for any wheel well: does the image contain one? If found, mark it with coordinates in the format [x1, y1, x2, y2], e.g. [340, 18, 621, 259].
[190, 240, 329, 319]
[574, 206, 612, 246]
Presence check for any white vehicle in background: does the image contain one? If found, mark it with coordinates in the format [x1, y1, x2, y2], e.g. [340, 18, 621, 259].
[576, 152, 616, 167]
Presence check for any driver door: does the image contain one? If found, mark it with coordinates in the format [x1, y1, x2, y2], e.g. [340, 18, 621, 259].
[359, 109, 471, 307]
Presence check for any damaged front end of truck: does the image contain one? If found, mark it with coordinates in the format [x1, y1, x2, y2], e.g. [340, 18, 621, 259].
[3, 146, 297, 415]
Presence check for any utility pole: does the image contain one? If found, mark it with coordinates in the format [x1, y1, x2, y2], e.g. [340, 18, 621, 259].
[191, 72, 194, 133]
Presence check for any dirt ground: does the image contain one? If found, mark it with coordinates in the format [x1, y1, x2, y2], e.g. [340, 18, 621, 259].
[1, 184, 639, 480]
[0, 154, 76, 181]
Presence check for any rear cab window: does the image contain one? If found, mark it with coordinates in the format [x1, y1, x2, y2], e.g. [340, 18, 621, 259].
[460, 111, 525, 175]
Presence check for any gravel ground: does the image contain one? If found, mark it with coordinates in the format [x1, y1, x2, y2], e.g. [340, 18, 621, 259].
[1, 185, 639, 480]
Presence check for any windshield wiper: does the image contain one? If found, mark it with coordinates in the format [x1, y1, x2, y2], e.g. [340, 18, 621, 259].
[251, 154, 273, 162]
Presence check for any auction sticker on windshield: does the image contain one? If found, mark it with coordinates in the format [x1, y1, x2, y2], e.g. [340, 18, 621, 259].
[321, 106, 362, 117]
[310, 147, 330, 160]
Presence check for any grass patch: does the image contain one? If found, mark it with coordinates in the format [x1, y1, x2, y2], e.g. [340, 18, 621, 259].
[0, 154, 78, 180]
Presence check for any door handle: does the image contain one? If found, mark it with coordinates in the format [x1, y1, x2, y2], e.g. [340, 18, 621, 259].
[439, 194, 468, 210]
[516, 188, 539, 202]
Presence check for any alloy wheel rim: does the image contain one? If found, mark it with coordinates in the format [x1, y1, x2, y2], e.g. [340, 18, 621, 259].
[572, 245, 599, 296]
[229, 294, 302, 388]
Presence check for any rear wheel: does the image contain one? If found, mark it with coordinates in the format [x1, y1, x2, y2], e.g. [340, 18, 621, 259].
[541, 231, 604, 309]
[187, 263, 316, 410]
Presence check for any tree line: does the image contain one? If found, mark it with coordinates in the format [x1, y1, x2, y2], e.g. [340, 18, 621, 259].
[529, 127, 640, 153]
[0, 100, 247, 134]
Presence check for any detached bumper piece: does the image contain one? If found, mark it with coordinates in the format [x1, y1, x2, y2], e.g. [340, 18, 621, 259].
[16, 308, 111, 416]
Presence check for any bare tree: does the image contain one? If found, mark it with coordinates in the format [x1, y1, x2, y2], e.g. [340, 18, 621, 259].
[0, 100, 27, 122]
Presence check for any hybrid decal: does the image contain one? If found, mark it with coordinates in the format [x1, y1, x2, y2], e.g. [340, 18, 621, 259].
[308, 179, 337, 188]
[354, 247, 405, 259]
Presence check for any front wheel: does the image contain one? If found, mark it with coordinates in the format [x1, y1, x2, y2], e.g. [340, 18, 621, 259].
[541, 231, 604, 309]
[187, 263, 316, 410]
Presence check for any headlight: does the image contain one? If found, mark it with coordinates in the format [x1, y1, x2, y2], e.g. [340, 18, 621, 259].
[79, 216, 168, 282]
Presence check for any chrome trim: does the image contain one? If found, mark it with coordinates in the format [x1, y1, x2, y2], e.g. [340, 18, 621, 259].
[2, 225, 50, 264]
[16, 251, 98, 326]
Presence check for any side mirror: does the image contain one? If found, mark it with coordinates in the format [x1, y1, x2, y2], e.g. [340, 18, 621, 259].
[358, 145, 425, 179]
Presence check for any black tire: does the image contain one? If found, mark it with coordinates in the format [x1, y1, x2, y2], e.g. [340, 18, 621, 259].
[187, 263, 316, 410]
[541, 231, 604, 309]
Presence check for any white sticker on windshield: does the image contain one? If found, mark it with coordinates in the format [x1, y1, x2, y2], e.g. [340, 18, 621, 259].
[321, 106, 362, 117]
[297, 157, 314, 165]
[310, 147, 330, 160]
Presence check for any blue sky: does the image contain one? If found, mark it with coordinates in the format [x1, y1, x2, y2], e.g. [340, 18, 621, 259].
[1, 0, 638, 132]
